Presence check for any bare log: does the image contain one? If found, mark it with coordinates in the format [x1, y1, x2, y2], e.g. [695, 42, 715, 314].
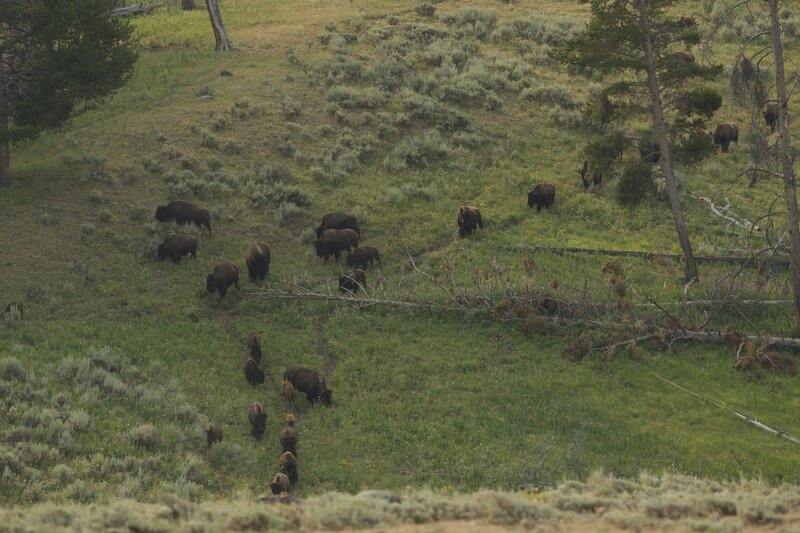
[692, 195, 761, 234]
[510, 244, 788, 269]
[205, 0, 231, 51]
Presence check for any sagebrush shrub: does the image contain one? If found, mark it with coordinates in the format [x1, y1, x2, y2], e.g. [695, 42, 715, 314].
[385, 129, 451, 170]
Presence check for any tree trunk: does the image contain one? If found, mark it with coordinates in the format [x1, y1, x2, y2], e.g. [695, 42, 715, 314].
[641, 10, 699, 282]
[769, 0, 800, 332]
[0, 90, 10, 187]
[205, 0, 231, 52]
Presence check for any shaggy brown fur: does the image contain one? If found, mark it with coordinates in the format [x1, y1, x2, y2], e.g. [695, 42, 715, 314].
[246, 331, 262, 363]
[280, 424, 298, 457]
[154, 200, 212, 234]
[527, 184, 556, 212]
[346, 246, 381, 270]
[457, 206, 483, 238]
[247, 401, 267, 440]
[206, 262, 240, 301]
[314, 212, 360, 238]
[157, 233, 198, 263]
[712, 123, 739, 153]
[244, 357, 265, 388]
[339, 269, 367, 294]
[283, 367, 333, 406]
[206, 425, 223, 448]
[270, 472, 291, 495]
[245, 242, 271, 282]
[764, 102, 779, 133]
[278, 451, 298, 484]
[282, 380, 295, 402]
[314, 228, 360, 263]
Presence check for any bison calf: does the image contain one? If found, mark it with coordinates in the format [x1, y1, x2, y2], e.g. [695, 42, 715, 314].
[247, 401, 267, 440]
[346, 246, 381, 270]
[244, 357, 265, 388]
[245, 242, 271, 282]
[247, 331, 262, 363]
[527, 183, 556, 212]
[157, 233, 198, 263]
[339, 269, 367, 294]
[457, 206, 483, 238]
[206, 262, 240, 301]
[206, 425, 223, 448]
[280, 423, 298, 457]
[270, 472, 291, 495]
[278, 451, 298, 484]
[155, 200, 212, 234]
[284, 367, 333, 406]
[282, 380, 295, 403]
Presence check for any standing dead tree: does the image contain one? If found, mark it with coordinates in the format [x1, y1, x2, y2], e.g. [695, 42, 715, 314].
[205, 0, 231, 51]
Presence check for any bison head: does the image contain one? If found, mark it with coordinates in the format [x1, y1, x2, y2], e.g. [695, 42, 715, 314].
[314, 225, 324, 239]
[345, 253, 355, 267]
[206, 274, 217, 293]
[527, 191, 536, 208]
[320, 389, 333, 406]
[314, 239, 325, 257]
[154, 205, 168, 222]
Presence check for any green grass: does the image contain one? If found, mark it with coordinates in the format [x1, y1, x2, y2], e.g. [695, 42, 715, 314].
[1, 0, 799, 505]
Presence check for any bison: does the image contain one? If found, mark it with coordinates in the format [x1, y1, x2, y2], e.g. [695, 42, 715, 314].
[282, 380, 295, 403]
[527, 183, 556, 212]
[154, 200, 212, 234]
[206, 425, 223, 448]
[247, 401, 267, 440]
[270, 472, 291, 495]
[206, 262, 240, 301]
[157, 233, 198, 263]
[284, 367, 333, 406]
[244, 357, 265, 388]
[278, 451, 298, 484]
[245, 242, 271, 282]
[764, 102, 779, 133]
[246, 331, 262, 363]
[315, 228, 360, 263]
[314, 212, 360, 238]
[712, 123, 739, 153]
[339, 269, 367, 294]
[456, 206, 483, 238]
[638, 140, 661, 163]
[280, 423, 298, 457]
[346, 246, 381, 270]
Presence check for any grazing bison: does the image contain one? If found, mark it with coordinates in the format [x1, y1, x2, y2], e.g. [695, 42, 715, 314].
[315, 228, 360, 263]
[638, 140, 661, 163]
[282, 380, 295, 403]
[244, 357, 265, 387]
[669, 51, 695, 65]
[246, 331, 262, 362]
[284, 367, 333, 406]
[157, 233, 198, 263]
[278, 451, 298, 484]
[456, 206, 483, 238]
[315, 212, 360, 238]
[206, 425, 223, 448]
[346, 246, 381, 270]
[270, 472, 291, 495]
[280, 423, 298, 457]
[339, 269, 367, 294]
[245, 242, 271, 282]
[206, 262, 240, 301]
[764, 102, 779, 133]
[247, 401, 267, 440]
[527, 183, 556, 212]
[154, 200, 212, 234]
[712, 123, 739, 153]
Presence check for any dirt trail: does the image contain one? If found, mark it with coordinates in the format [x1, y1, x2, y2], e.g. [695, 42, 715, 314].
[316, 312, 336, 378]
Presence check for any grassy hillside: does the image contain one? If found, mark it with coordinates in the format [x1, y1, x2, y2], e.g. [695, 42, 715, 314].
[1, 0, 799, 505]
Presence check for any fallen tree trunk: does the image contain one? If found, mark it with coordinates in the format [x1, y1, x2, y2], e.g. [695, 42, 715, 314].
[510, 244, 788, 269]
[111, 4, 151, 17]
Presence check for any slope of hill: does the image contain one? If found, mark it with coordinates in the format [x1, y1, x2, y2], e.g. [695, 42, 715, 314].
[1, 0, 799, 506]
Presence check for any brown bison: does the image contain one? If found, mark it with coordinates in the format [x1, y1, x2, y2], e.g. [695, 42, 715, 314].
[206, 425, 223, 448]
[246, 331, 262, 363]
[527, 183, 556, 212]
[712, 123, 739, 153]
[314, 212, 360, 238]
[280, 423, 298, 457]
[579, 160, 602, 191]
[457, 206, 483, 238]
[282, 380, 295, 403]
[206, 262, 240, 301]
[245, 242, 271, 282]
[247, 401, 267, 440]
[315, 228, 360, 263]
[638, 140, 661, 163]
[244, 357, 265, 387]
[346, 246, 381, 270]
[278, 451, 298, 484]
[339, 269, 367, 294]
[155, 200, 212, 234]
[157, 233, 198, 263]
[270, 472, 291, 495]
[284, 367, 333, 406]
[764, 102, 779, 133]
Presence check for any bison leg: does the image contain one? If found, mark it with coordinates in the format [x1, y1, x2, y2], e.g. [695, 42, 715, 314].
[218, 285, 227, 300]
[306, 390, 316, 405]
[235, 279, 240, 291]
[334, 251, 341, 262]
